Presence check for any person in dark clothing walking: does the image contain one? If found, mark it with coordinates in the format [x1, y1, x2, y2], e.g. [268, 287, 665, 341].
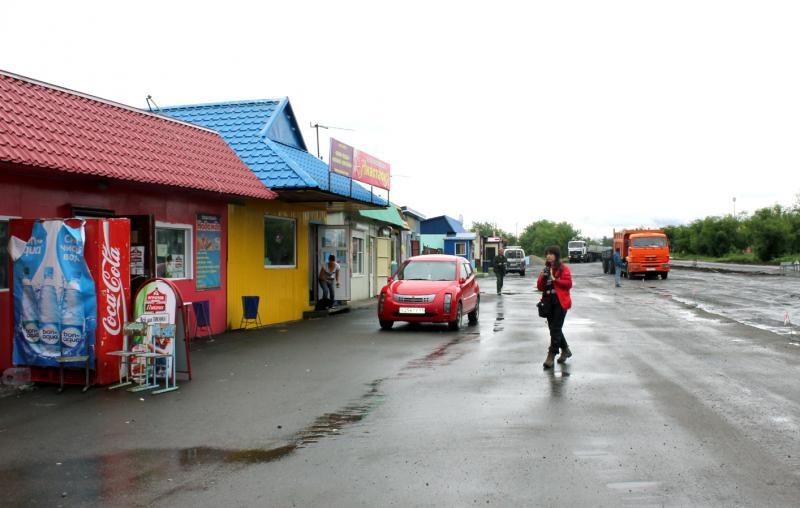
[536, 245, 573, 369]
[493, 248, 507, 294]
[613, 248, 624, 287]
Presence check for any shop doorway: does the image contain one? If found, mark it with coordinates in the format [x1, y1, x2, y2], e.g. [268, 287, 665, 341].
[318, 226, 351, 302]
[124, 215, 155, 297]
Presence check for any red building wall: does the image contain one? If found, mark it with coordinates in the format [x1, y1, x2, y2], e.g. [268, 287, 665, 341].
[1, 165, 230, 368]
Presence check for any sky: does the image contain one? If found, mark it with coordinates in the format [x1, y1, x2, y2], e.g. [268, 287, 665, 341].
[3, 0, 799, 238]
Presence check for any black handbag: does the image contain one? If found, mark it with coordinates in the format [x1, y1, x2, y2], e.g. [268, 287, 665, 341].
[537, 294, 553, 318]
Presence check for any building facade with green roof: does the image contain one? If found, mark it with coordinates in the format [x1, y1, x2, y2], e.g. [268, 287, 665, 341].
[327, 204, 409, 302]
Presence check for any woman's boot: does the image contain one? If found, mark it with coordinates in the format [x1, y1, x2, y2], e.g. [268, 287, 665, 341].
[543, 351, 556, 369]
[557, 348, 572, 364]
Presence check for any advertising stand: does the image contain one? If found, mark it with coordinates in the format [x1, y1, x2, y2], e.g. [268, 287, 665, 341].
[108, 278, 191, 395]
[7, 218, 130, 388]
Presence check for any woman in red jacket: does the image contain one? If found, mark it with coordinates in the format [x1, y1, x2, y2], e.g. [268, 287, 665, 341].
[536, 245, 573, 369]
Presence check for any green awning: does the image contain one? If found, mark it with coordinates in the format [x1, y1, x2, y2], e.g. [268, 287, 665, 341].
[359, 204, 408, 229]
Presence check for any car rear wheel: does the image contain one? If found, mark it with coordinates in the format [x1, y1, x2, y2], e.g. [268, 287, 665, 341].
[468, 298, 479, 325]
[379, 320, 394, 330]
[448, 302, 462, 331]
[660, 272, 668, 280]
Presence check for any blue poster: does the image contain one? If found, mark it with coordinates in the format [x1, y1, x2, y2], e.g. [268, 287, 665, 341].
[11, 221, 97, 367]
[196, 214, 221, 290]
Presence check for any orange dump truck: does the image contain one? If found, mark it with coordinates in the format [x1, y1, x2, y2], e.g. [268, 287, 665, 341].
[613, 229, 671, 279]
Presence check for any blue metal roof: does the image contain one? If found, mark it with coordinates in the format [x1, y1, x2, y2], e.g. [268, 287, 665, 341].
[159, 99, 386, 205]
[420, 215, 466, 234]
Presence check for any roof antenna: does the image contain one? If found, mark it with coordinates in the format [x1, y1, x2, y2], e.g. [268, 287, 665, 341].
[146, 95, 160, 112]
[310, 122, 354, 159]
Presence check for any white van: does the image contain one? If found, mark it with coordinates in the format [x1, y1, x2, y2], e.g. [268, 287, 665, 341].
[504, 246, 526, 276]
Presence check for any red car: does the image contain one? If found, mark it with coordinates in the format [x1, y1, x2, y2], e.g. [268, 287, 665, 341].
[378, 255, 480, 331]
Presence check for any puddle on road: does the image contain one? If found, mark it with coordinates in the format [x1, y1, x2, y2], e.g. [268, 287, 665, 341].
[493, 312, 505, 332]
[0, 378, 387, 505]
[573, 449, 612, 458]
[606, 480, 661, 491]
[564, 317, 595, 327]
[402, 333, 479, 370]
[547, 366, 571, 397]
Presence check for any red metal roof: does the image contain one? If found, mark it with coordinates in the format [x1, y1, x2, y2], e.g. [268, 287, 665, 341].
[0, 70, 277, 200]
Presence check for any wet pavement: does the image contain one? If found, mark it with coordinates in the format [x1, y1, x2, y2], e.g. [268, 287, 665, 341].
[1, 264, 799, 506]
[670, 259, 784, 275]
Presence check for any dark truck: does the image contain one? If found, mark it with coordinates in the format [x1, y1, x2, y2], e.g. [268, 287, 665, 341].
[568, 240, 606, 263]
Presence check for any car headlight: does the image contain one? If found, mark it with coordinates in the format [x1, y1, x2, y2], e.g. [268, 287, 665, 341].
[631, 264, 641, 269]
[443, 293, 452, 314]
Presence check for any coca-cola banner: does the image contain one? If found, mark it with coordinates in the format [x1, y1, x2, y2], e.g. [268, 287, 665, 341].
[95, 219, 129, 354]
[9, 220, 97, 367]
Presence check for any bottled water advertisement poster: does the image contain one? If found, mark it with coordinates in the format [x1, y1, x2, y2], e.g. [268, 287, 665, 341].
[10, 220, 97, 367]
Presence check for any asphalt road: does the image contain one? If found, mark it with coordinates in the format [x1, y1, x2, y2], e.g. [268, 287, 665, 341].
[1, 263, 799, 507]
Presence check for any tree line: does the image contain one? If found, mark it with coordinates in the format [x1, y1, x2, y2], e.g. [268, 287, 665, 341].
[470, 220, 586, 258]
[664, 203, 800, 262]
[470, 198, 800, 263]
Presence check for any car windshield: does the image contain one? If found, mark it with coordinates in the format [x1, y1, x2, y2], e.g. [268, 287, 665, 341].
[506, 250, 522, 259]
[398, 261, 456, 281]
[632, 237, 667, 248]
[568, 242, 583, 248]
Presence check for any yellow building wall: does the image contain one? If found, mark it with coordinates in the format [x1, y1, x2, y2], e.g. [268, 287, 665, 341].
[227, 199, 327, 329]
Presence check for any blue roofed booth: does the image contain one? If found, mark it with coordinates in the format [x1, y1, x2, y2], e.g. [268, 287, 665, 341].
[420, 215, 476, 266]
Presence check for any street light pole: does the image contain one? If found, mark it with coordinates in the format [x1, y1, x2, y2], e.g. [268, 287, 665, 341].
[733, 197, 736, 218]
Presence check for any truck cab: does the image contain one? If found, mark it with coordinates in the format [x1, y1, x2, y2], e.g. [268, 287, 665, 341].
[568, 240, 587, 263]
[614, 229, 670, 279]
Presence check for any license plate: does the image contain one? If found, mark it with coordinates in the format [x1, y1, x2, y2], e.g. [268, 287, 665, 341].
[646, 268, 656, 271]
[399, 307, 425, 315]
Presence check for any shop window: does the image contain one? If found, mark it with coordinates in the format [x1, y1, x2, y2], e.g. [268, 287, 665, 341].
[264, 216, 296, 268]
[156, 223, 193, 279]
[0, 220, 8, 290]
[455, 242, 467, 256]
[352, 237, 364, 275]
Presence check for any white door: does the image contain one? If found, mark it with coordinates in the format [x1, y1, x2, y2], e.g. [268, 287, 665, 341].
[318, 226, 351, 301]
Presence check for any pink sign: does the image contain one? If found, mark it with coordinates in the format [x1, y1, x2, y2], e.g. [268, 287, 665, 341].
[353, 150, 391, 190]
